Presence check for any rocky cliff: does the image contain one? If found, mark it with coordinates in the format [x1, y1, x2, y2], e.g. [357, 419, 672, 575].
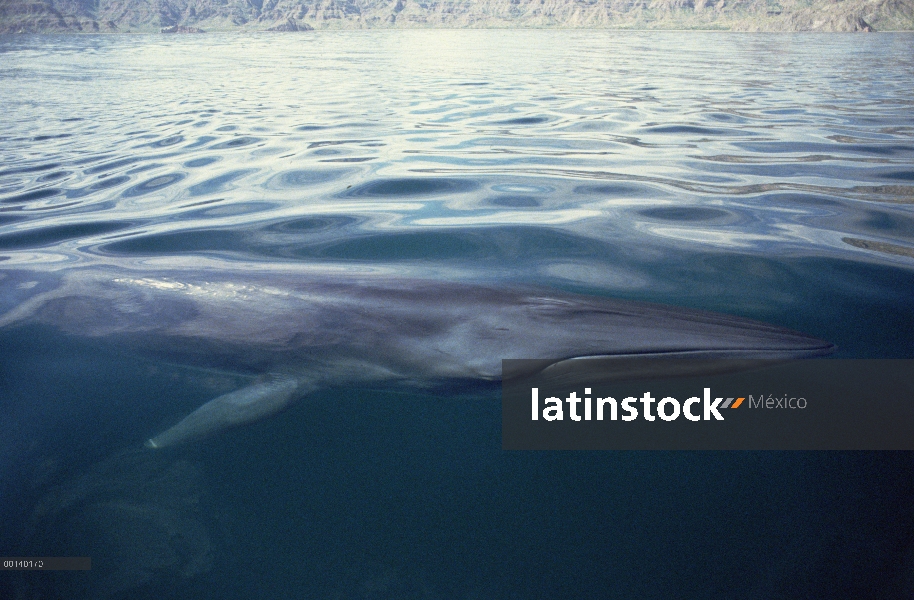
[1, 0, 912, 33]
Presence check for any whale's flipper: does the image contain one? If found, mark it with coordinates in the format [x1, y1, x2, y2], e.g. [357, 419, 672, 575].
[145, 374, 310, 449]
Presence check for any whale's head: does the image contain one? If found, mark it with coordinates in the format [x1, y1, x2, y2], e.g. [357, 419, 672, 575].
[496, 295, 834, 383]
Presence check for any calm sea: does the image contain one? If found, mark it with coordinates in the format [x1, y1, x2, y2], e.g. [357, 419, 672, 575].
[1, 30, 913, 599]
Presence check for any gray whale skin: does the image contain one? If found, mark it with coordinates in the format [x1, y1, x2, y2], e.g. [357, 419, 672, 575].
[0, 266, 834, 448]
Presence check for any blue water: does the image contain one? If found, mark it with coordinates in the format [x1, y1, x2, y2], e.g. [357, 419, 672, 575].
[1, 30, 913, 598]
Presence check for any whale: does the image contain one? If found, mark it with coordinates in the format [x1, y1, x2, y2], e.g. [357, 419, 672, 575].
[0, 265, 834, 448]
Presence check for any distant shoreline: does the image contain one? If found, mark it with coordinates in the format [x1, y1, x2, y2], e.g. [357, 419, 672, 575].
[5, 27, 914, 34]
[2, 0, 912, 35]
[0, 27, 914, 37]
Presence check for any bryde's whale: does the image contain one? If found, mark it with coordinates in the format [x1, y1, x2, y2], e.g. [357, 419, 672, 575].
[0, 265, 834, 448]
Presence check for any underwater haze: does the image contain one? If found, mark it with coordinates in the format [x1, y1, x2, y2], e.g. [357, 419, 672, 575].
[1, 30, 914, 599]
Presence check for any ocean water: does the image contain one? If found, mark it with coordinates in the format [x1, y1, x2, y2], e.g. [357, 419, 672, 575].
[1, 30, 913, 599]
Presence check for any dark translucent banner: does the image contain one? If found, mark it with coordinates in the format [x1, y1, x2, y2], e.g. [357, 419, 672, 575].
[502, 359, 914, 450]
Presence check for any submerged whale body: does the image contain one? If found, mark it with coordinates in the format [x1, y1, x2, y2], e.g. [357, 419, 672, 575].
[0, 266, 834, 448]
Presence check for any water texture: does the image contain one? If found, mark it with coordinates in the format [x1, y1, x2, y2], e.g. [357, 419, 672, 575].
[1, 30, 913, 599]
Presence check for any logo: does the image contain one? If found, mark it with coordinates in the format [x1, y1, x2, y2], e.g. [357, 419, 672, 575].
[503, 359, 913, 450]
[530, 388, 748, 422]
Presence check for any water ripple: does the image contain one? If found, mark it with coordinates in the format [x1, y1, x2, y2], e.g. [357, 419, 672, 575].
[122, 172, 186, 197]
[341, 177, 478, 198]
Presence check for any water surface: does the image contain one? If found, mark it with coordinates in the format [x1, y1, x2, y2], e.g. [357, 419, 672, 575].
[1, 30, 913, 599]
